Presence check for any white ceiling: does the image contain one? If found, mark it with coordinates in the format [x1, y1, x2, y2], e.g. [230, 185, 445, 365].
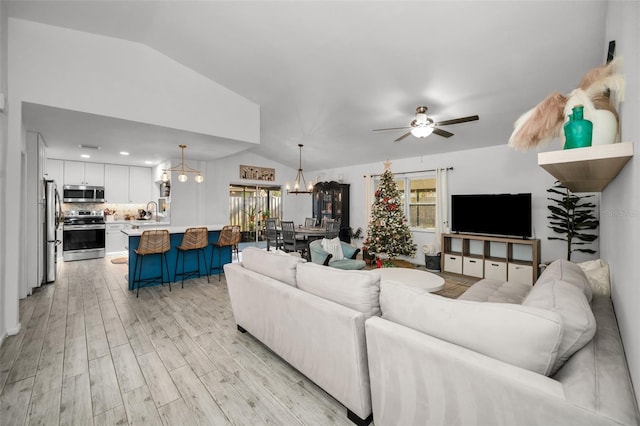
[6, 1, 609, 171]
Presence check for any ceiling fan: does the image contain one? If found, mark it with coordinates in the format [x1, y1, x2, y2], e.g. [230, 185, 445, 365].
[373, 106, 479, 142]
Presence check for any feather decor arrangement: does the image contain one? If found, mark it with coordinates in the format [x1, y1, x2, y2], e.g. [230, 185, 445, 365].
[509, 57, 624, 151]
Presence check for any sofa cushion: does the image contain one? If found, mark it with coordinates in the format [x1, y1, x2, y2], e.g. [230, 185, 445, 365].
[538, 259, 592, 302]
[522, 278, 596, 375]
[321, 237, 344, 260]
[241, 247, 305, 287]
[458, 278, 531, 303]
[380, 280, 563, 375]
[296, 262, 381, 318]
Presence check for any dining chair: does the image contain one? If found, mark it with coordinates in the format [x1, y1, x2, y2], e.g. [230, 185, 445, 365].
[304, 217, 317, 228]
[324, 219, 341, 239]
[132, 229, 171, 297]
[265, 218, 282, 251]
[281, 221, 309, 258]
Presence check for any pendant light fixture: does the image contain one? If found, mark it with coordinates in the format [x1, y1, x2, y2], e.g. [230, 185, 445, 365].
[287, 144, 313, 194]
[161, 144, 204, 183]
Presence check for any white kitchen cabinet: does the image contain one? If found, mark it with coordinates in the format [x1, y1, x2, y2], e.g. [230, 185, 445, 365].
[104, 164, 152, 203]
[129, 166, 152, 203]
[106, 223, 127, 254]
[45, 159, 64, 186]
[64, 161, 105, 186]
[104, 164, 129, 203]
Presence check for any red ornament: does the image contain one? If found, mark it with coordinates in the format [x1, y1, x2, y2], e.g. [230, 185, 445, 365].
[376, 258, 383, 268]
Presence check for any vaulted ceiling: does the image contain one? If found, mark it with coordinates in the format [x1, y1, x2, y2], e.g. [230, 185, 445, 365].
[6, 1, 609, 170]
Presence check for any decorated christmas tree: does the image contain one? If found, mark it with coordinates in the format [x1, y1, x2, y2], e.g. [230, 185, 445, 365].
[363, 167, 416, 259]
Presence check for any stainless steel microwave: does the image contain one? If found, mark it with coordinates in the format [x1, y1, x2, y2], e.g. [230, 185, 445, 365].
[62, 185, 105, 203]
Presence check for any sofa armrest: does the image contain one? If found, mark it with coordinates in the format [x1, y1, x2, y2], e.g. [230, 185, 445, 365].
[309, 240, 332, 265]
[365, 317, 623, 426]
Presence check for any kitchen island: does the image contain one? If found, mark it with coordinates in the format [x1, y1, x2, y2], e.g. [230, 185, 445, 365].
[121, 224, 229, 290]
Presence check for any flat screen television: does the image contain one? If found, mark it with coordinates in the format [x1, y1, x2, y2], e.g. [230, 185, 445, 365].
[451, 193, 532, 238]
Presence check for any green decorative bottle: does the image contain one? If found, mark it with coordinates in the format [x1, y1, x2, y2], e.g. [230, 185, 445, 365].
[563, 105, 593, 149]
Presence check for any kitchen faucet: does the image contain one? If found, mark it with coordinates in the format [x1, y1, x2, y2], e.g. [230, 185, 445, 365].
[146, 201, 158, 221]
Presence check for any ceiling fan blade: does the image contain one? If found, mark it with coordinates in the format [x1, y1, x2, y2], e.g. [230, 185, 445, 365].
[394, 132, 412, 142]
[433, 128, 454, 138]
[372, 126, 411, 132]
[434, 115, 479, 126]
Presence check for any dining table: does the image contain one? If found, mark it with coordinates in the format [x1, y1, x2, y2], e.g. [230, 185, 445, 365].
[293, 226, 327, 241]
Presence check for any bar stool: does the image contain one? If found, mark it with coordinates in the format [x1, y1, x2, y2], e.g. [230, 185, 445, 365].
[174, 227, 209, 288]
[209, 225, 240, 282]
[132, 229, 171, 297]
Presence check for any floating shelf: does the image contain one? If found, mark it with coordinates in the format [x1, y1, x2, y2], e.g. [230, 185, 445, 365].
[538, 142, 633, 192]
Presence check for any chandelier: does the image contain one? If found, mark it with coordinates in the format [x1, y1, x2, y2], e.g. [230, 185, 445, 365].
[161, 144, 204, 183]
[287, 144, 313, 194]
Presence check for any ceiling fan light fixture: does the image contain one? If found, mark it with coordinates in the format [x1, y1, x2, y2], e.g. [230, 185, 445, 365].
[411, 126, 434, 138]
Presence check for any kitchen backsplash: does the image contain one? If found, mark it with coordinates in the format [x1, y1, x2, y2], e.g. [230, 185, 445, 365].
[61, 202, 167, 221]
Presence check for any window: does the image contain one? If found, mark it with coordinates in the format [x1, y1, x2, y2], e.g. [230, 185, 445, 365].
[375, 175, 437, 230]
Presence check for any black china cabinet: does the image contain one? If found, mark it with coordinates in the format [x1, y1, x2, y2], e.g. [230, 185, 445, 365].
[312, 181, 350, 242]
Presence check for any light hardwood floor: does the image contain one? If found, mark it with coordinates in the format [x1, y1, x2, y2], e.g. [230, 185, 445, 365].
[0, 257, 355, 426]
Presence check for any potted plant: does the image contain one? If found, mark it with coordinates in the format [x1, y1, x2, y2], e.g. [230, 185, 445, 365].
[547, 181, 599, 261]
[260, 209, 270, 222]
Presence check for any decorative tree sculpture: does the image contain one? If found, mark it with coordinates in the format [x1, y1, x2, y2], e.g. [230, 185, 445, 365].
[363, 168, 416, 259]
[547, 182, 599, 261]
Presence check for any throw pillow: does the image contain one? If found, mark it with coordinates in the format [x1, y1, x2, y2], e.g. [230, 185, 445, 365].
[522, 278, 596, 375]
[296, 262, 381, 319]
[321, 237, 344, 261]
[380, 281, 562, 376]
[577, 259, 611, 297]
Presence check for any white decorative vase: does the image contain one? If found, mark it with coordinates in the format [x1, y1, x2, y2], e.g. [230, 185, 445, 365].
[591, 109, 618, 145]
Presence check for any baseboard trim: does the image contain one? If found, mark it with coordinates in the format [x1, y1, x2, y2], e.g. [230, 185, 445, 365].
[6, 322, 21, 336]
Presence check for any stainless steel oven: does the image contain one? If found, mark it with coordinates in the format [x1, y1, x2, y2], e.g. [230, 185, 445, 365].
[63, 210, 106, 261]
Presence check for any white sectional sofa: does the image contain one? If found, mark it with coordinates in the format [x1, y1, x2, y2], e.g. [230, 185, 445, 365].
[224, 247, 381, 425]
[365, 259, 640, 426]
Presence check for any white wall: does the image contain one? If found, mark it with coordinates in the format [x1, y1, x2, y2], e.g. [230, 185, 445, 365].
[602, 0, 640, 409]
[202, 152, 307, 226]
[0, 0, 7, 345]
[8, 18, 259, 143]
[313, 143, 594, 266]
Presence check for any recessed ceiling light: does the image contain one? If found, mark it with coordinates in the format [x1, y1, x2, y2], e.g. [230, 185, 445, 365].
[81, 154, 90, 159]
[120, 151, 130, 156]
[144, 160, 153, 165]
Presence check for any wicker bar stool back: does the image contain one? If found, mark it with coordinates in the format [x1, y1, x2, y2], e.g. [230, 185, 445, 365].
[209, 225, 241, 282]
[132, 229, 171, 297]
[174, 227, 209, 288]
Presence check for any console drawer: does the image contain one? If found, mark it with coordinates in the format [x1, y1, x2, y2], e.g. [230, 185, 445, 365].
[443, 254, 462, 274]
[508, 263, 533, 285]
[463, 257, 483, 278]
[484, 260, 507, 281]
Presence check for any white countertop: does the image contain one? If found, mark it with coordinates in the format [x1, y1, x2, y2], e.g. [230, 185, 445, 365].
[121, 224, 226, 236]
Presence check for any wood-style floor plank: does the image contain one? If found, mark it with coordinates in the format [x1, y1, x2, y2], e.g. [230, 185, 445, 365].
[60, 372, 93, 426]
[0, 376, 35, 426]
[136, 352, 180, 408]
[89, 354, 124, 416]
[111, 344, 145, 395]
[169, 365, 230, 425]
[122, 385, 163, 426]
[1, 255, 471, 425]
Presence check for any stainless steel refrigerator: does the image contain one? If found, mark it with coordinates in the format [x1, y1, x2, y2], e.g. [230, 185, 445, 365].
[44, 179, 62, 283]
